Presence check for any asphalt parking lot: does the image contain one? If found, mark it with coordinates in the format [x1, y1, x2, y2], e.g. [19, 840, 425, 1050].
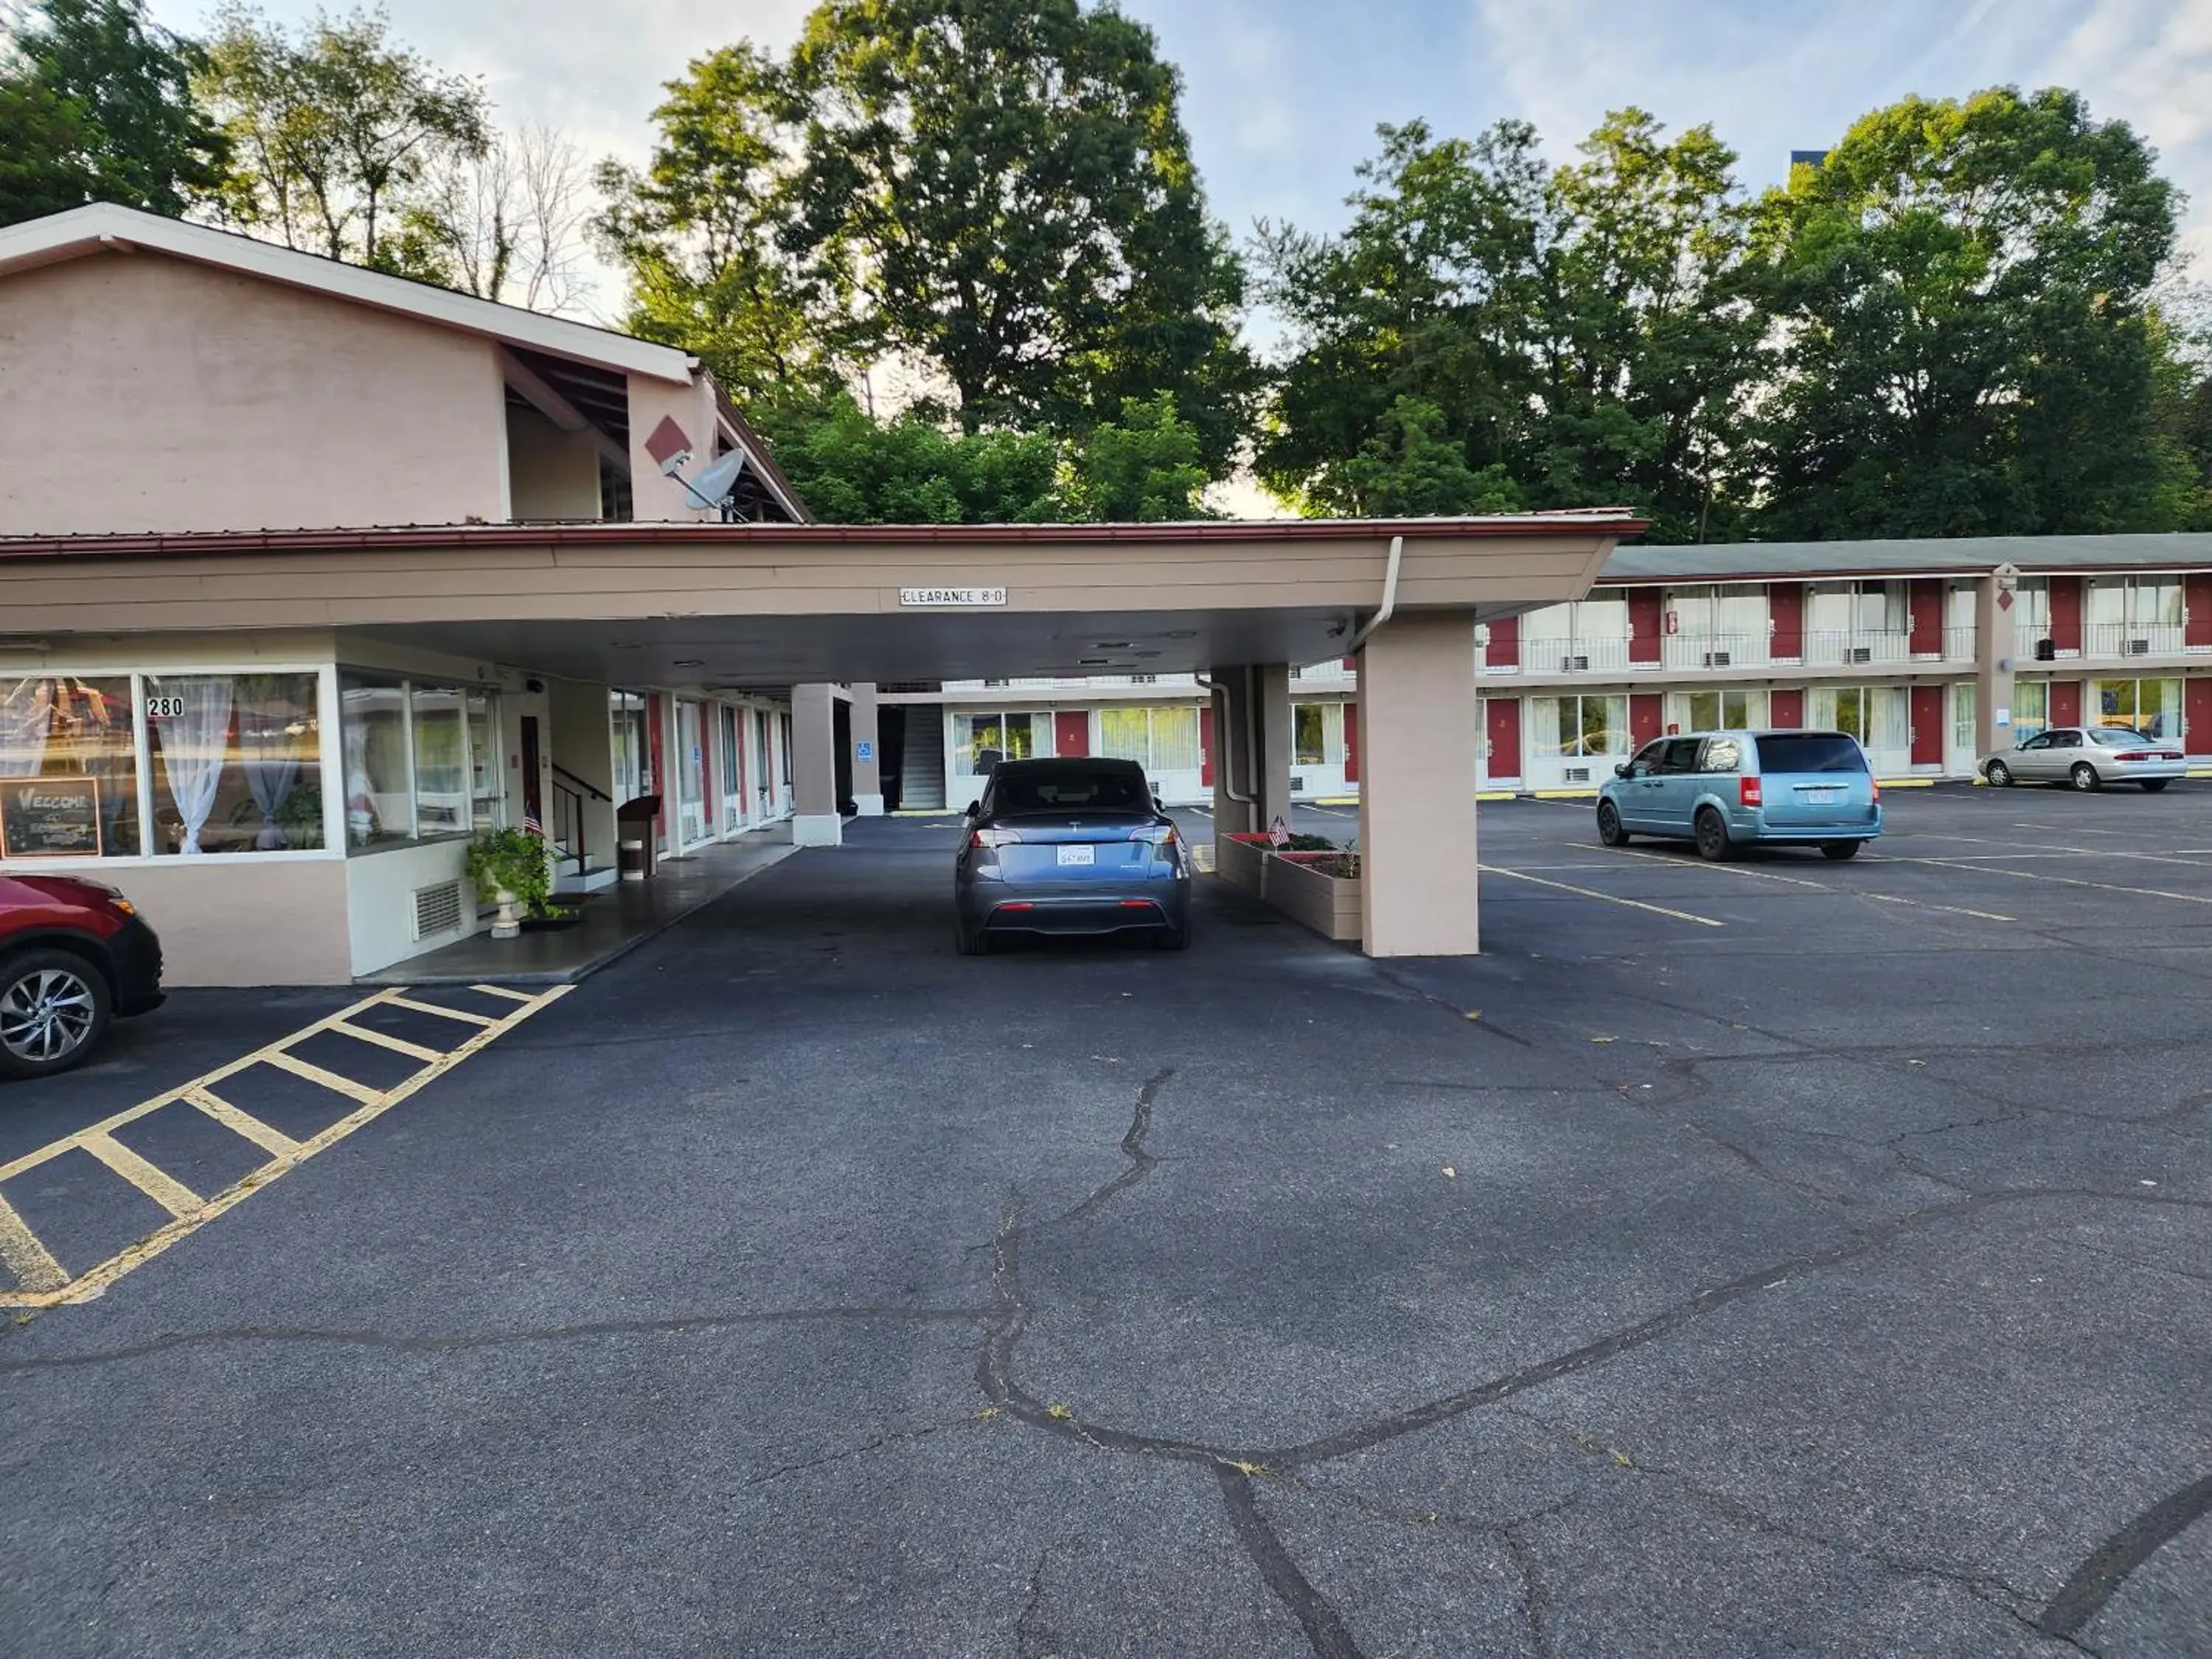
[2, 787, 2208, 1657]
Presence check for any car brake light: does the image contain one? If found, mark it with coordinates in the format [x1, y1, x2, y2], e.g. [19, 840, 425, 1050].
[1119, 900, 1154, 909]
[2115, 752, 2157, 762]
[1871, 780, 1882, 802]
[1130, 825, 1178, 845]
[1739, 776, 1761, 807]
[970, 827, 1020, 849]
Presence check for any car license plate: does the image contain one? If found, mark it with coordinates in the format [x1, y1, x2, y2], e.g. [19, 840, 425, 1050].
[1806, 787, 1841, 804]
[1057, 844, 1094, 866]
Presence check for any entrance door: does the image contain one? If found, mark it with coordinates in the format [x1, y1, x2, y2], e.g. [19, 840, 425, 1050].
[1054, 710, 1090, 757]
[1910, 684, 1944, 767]
[1343, 703, 1360, 784]
[2050, 681, 2082, 727]
[1485, 698, 1522, 785]
[2188, 679, 2212, 757]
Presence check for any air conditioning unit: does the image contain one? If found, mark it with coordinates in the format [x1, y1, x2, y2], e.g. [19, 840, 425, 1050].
[1560, 654, 1589, 672]
[2126, 639, 2151, 655]
[1131, 673, 1158, 684]
[1847, 647, 1873, 664]
[1563, 765, 1591, 784]
[1703, 651, 1731, 668]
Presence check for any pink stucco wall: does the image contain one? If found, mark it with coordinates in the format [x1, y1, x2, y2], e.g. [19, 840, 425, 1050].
[0, 250, 509, 535]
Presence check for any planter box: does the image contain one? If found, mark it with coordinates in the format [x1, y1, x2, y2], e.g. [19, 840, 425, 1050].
[1264, 850, 1363, 942]
[1214, 832, 1273, 894]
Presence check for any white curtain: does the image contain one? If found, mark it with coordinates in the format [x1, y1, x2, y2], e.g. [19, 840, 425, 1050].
[243, 709, 302, 849]
[0, 679, 55, 778]
[159, 676, 234, 855]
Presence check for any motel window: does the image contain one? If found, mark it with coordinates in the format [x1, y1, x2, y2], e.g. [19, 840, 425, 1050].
[1683, 690, 1766, 731]
[1293, 702, 1347, 768]
[958, 712, 1042, 772]
[340, 671, 501, 852]
[2012, 681, 2048, 740]
[1533, 695, 1628, 759]
[2094, 678, 2183, 741]
[1100, 706, 1200, 774]
[1953, 684, 1976, 754]
[0, 676, 141, 859]
[1810, 685, 1907, 751]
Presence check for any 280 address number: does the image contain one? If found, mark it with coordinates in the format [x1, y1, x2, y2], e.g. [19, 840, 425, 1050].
[145, 696, 187, 719]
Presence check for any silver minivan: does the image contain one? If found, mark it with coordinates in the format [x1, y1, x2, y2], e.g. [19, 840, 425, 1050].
[1598, 730, 1884, 860]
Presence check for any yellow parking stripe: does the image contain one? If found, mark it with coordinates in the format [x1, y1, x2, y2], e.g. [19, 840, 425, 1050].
[1862, 892, 2016, 924]
[184, 1088, 300, 1158]
[0, 984, 570, 1308]
[79, 1132, 202, 1220]
[1882, 857, 2212, 908]
[262, 1048, 385, 1105]
[1601, 849, 2015, 922]
[470, 983, 538, 1003]
[330, 1019, 446, 1063]
[384, 994, 500, 1028]
[1480, 863, 1725, 928]
[0, 1194, 69, 1293]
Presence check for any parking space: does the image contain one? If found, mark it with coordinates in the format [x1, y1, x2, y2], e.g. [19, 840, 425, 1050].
[1, 808, 2207, 1657]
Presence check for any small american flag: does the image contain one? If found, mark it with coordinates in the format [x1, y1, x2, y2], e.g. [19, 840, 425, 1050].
[522, 810, 543, 835]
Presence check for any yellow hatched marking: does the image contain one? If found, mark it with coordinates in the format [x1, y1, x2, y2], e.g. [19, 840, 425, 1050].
[184, 1088, 299, 1159]
[0, 1193, 69, 1293]
[80, 1132, 202, 1220]
[330, 1019, 445, 1063]
[383, 994, 499, 1028]
[470, 984, 538, 1004]
[0, 985, 571, 1309]
[1480, 863, 1725, 928]
[0, 987, 408, 1186]
[261, 1048, 383, 1105]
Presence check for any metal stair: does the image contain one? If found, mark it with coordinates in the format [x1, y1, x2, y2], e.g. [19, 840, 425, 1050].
[900, 704, 947, 810]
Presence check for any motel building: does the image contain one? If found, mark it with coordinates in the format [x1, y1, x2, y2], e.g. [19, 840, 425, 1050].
[5, 206, 2208, 989]
[880, 536, 2212, 810]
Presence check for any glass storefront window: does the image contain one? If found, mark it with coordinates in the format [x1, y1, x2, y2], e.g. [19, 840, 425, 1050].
[144, 672, 324, 855]
[2013, 682, 2048, 740]
[410, 685, 468, 837]
[342, 675, 411, 848]
[1151, 706, 1200, 772]
[1686, 690, 1765, 731]
[1812, 685, 1908, 750]
[1294, 704, 1326, 766]
[0, 675, 140, 858]
[466, 689, 502, 835]
[2094, 678, 2183, 740]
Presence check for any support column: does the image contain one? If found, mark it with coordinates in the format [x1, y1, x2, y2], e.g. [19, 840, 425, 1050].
[1357, 613, 1481, 959]
[1975, 565, 2020, 759]
[1209, 664, 1293, 837]
[790, 683, 842, 846]
[849, 684, 885, 815]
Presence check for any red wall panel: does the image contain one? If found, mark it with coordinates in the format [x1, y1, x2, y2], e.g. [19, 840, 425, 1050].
[1054, 710, 1090, 757]
[2051, 681, 2082, 726]
[1769, 688, 1805, 728]
[1630, 692, 1663, 748]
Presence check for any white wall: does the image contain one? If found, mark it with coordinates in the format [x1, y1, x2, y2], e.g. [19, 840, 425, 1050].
[346, 838, 477, 977]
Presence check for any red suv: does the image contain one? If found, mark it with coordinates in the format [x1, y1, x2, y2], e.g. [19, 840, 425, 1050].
[0, 874, 165, 1080]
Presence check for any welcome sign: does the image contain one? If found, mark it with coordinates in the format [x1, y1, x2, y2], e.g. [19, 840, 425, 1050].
[0, 775, 102, 858]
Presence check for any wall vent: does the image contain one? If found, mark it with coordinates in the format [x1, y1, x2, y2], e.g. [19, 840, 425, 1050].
[1563, 765, 1591, 784]
[412, 880, 464, 941]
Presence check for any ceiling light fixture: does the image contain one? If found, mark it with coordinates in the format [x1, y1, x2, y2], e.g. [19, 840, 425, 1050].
[673, 658, 704, 667]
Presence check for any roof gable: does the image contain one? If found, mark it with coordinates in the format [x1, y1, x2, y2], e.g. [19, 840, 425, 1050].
[0, 201, 693, 385]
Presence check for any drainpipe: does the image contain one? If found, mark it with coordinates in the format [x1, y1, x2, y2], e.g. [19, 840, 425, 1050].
[1344, 533, 1405, 656]
[1194, 672, 1256, 807]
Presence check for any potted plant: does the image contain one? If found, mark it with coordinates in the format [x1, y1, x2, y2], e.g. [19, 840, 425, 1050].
[464, 826, 552, 940]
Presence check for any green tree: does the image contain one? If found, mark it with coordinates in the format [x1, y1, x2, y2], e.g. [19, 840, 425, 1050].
[785, 0, 1253, 470]
[1748, 86, 2186, 538]
[594, 44, 846, 403]
[1256, 112, 1759, 537]
[754, 393, 1066, 524]
[0, 0, 225, 227]
[1060, 394, 1211, 521]
[195, 4, 487, 271]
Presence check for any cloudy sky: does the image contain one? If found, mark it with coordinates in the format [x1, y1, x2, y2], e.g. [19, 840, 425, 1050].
[149, 0, 2212, 324]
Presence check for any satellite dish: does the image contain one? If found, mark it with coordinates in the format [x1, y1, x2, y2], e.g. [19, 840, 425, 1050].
[676, 449, 748, 510]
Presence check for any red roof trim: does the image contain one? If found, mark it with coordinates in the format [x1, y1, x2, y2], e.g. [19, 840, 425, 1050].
[0, 514, 1649, 560]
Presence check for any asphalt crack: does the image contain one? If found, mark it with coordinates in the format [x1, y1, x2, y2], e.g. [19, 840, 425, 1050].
[1215, 1463, 1368, 1659]
[2040, 1470, 2212, 1641]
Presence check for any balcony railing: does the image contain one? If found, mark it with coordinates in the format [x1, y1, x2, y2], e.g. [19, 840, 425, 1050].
[2080, 622, 2189, 658]
[1503, 625, 1980, 675]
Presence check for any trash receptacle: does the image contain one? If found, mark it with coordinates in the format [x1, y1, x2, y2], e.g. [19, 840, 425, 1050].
[615, 795, 662, 880]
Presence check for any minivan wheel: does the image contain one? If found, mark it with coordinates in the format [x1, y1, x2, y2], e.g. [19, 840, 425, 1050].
[1984, 760, 2012, 787]
[2070, 762, 2101, 793]
[1596, 801, 1630, 846]
[1820, 841, 1862, 861]
[0, 948, 112, 1081]
[1694, 808, 1733, 862]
